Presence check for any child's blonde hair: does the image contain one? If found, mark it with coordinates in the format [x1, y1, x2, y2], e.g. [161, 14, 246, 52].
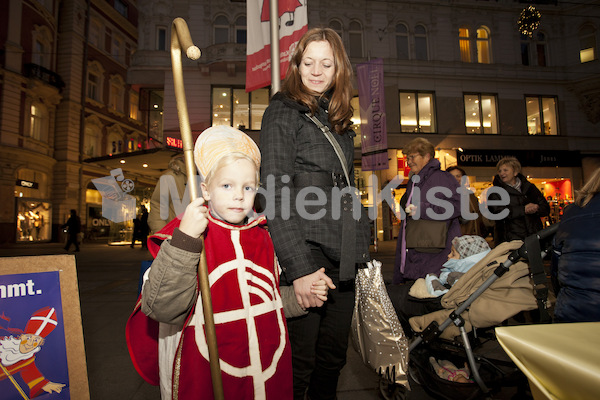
[203, 152, 260, 187]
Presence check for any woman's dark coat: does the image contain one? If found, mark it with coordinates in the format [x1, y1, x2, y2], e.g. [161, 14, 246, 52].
[259, 92, 370, 284]
[488, 173, 550, 243]
[553, 194, 600, 323]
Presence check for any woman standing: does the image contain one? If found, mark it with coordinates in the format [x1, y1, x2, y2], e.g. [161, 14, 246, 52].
[393, 138, 461, 284]
[488, 157, 550, 243]
[259, 28, 370, 400]
[553, 167, 600, 323]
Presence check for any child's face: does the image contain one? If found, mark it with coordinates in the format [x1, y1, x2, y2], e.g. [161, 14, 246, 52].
[448, 246, 460, 260]
[201, 159, 258, 225]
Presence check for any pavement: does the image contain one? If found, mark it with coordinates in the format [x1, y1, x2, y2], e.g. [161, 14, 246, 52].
[0, 239, 529, 399]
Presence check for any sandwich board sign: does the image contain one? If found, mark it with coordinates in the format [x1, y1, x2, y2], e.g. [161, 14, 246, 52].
[0, 255, 89, 400]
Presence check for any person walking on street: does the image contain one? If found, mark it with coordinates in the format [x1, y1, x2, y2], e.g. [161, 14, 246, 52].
[62, 209, 81, 252]
[259, 27, 371, 400]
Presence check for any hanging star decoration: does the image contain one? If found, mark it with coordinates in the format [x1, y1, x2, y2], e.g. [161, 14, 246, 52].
[517, 6, 541, 37]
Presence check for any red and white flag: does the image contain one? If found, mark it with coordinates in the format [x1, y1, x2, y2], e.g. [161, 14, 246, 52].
[246, 0, 308, 92]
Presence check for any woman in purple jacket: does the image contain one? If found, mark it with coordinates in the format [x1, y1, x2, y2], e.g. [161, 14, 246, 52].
[394, 138, 461, 283]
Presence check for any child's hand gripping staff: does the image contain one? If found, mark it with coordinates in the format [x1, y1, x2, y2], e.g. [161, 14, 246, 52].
[171, 17, 224, 400]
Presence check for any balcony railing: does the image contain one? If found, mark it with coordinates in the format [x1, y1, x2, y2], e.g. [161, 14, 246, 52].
[24, 63, 65, 91]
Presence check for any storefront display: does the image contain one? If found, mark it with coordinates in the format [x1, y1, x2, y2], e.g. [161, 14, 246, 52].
[16, 200, 52, 242]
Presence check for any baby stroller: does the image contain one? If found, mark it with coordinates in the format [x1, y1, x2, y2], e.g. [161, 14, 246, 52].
[393, 225, 557, 400]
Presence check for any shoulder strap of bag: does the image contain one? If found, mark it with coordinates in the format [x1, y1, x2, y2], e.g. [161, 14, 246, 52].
[305, 112, 351, 187]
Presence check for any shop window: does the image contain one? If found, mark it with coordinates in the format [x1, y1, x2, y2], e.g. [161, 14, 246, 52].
[415, 25, 428, 61]
[476, 26, 491, 64]
[235, 16, 247, 44]
[396, 24, 409, 60]
[399, 91, 436, 133]
[459, 26, 471, 62]
[579, 24, 597, 63]
[214, 15, 229, 44]
[464, 93, 498, 134]
[16, 201, 52, 242]
[212, 86, 269, 130]
[348, 20, 363, 58]
[29, 103, 48, 142]
[526, 96, 558, 136]
[156, 26, 167, 51]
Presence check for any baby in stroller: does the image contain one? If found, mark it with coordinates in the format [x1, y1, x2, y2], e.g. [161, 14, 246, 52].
[387, 235, 491, 337]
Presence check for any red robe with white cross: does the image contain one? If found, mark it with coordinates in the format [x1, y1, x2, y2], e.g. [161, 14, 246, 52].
[126, 213, 293, 399]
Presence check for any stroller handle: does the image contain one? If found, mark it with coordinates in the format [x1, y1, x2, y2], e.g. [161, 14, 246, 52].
[535, 223, 559, 241]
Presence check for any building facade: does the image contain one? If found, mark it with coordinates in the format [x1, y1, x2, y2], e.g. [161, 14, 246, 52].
[2, 0, 599, 243]
[0, 0, 160, 244]
[130, 0, 600, 241]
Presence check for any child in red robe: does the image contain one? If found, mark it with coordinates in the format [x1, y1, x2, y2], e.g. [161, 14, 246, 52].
[127, 126, 330, 399]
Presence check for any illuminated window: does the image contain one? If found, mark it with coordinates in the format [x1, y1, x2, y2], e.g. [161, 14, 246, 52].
[415, 25, 428, 61]
[129, 91, 139, 120]
[235, 16, 246, 44]
[211, 86, 270, 130]
[459, 27, 471, 62]
[476, 26, 491, 64]
[29, 103, 48, 141]
[214, 15, 229, 44]
[396, 24, 409, 60]
[348, 20, 363, 58]
[464, 94, 498, 134]
[579, 24, 597, 63]
[526, 96, 558, 136]
[399, 91, 436, 133]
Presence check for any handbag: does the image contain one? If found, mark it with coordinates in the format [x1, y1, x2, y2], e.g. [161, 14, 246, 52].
[405, 219, 448, 253]
[351, 260, 410, 387]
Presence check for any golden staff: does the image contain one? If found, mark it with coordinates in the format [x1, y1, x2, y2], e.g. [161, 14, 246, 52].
[171, 17, 224, 400]
[0, 362, 30, 400]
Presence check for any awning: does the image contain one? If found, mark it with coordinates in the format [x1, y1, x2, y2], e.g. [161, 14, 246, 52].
[83, 148, 183, 177]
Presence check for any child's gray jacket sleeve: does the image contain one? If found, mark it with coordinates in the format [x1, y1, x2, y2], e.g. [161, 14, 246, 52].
[141, 228, 202, 325]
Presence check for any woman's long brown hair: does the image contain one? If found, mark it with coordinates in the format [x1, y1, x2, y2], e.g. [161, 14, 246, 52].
[282, 27, 354, 134]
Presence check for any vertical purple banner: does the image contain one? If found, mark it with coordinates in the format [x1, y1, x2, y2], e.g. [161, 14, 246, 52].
[356, 58, 388, 171]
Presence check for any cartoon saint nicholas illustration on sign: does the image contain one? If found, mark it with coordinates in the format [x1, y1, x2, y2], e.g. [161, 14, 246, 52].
[0, 307, 66, 398]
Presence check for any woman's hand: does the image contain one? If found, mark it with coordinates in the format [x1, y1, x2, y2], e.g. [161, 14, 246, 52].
[405, 204, 417, 217]
[525, 203, 540, 214]
[179, 197, 209, 238]
[293, 268, 336, 309]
